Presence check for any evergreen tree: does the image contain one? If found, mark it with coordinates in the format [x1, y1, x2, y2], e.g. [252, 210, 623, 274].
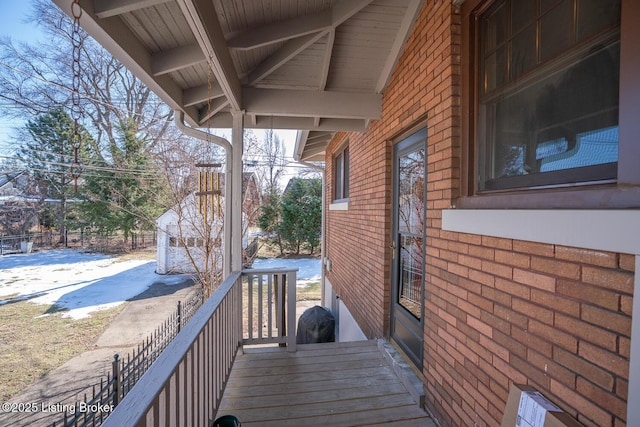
[258, 187, 284, 255]
[279, 178, 322, 255]
[20, 108, 92, 241]
[79, 118, 168, 240]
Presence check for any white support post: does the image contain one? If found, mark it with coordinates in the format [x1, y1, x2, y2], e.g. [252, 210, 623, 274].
[230, 110, 244, 272]
[223, 148, 232, 277]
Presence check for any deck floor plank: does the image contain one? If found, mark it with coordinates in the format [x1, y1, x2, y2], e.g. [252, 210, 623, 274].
[216, 340, 434, 426]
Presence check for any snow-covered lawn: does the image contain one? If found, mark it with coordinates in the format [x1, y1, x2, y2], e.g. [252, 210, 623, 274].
[0, 250, 322, 320]
[251, 257, 321, 284]
[0, 249, 190, 320]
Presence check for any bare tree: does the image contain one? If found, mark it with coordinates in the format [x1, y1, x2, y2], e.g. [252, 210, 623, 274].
[0, 0, 172, 167]
[157, 139, 226, 297]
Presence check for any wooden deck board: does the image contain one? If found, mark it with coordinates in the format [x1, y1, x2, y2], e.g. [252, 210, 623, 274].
[216, 340, 434, 426]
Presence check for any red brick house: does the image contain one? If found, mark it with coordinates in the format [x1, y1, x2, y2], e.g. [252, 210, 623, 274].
[52, 0, 638, 425]
[295, 1, 639, 425]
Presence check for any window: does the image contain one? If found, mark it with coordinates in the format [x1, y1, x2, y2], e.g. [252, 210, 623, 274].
[476, 0, 620, 191]
[334, 144, 349, 201]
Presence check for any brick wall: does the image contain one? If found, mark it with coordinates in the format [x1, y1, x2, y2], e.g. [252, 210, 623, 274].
[326, 129, 392, 338]
[325, 1, 634, 426]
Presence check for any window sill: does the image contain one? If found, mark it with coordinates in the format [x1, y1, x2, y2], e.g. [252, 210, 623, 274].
[442, 208, 640, 255]
[329, 200, 349, 211]
[456, 185, 640, 210]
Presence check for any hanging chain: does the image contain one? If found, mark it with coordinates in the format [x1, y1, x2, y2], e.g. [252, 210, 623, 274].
[70, 0, 83, 192]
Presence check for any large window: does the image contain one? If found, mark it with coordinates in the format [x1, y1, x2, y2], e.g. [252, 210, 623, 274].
[476, 0, 620, 191]
[334, 144, 349, 201]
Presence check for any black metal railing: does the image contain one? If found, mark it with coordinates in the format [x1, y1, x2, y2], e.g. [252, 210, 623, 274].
[51, 287, 203, 427]
[0, 231, 157, 255]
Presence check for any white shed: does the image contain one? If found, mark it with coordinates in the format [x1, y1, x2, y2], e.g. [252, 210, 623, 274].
[156, 192, 224, 275]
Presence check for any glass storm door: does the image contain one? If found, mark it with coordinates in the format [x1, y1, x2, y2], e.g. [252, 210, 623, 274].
[390, 128, 426, 369]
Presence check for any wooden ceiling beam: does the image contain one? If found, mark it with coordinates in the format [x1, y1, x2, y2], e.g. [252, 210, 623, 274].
[331, 0, 375, 26]
[183, 82, 225, 107]
[376, 0, 424, 92]
[243, 88, 381, 120]
[227, 10, 332, 50]
[247, 32, 329, 85]
[151, 44, 206, 76]
[93, 0, 171, 19]
[177, 0, 242, 111]
[53, 0, 201, 125]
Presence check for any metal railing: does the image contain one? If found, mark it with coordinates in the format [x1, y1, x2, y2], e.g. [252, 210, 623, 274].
[0, 232, 53, 255]
[101, 268, 298, 427]
[52, 288, 204, 427]
[0, 231, 157, 255]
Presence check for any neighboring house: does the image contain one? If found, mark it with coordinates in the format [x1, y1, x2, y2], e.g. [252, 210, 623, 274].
[156, 192, 224, 275]
[157, 190, 252, 275]
[53, 0, 639, 426]
[0, 170, 40, 235]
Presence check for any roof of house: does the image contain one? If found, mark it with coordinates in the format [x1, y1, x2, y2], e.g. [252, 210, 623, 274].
[51, 0, 424, 162]
[0, 171, 25, 189]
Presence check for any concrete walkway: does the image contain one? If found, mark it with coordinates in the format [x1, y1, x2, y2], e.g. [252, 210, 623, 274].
[0, 277, 198, 427]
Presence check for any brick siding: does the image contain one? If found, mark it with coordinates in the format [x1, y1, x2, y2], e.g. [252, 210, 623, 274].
[324, 1, 634, 426]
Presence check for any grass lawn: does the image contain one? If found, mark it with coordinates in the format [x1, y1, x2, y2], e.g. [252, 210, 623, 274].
[0, 301, 124, 402]
[0, 245, 320, 403]
[0, 249, 155, 403]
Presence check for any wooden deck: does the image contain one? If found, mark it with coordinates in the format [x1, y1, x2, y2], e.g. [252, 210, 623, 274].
[216, 340, 434, 426]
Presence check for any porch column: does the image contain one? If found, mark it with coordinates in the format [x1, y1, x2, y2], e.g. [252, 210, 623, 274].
[231, 110, 245, 272]
[223, 148, 232, 277]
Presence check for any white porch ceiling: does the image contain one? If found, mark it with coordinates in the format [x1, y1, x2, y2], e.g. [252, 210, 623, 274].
[51, 0, 423, 161]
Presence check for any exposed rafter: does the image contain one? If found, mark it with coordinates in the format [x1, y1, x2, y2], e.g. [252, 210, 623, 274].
[177, 0, 242, 111]
[151, 44, 206, 76]
[53, 0, 200, 124]
[59, 0, 424, 161]
[198, 98, 229, 124]
[183, 82, 225, 107]
[227, 10, 332, 50]
[93, 0, 171, 18]
[319, 30, 336, 90]
[376, 0, 423, 92]
[241, 0, 374, 87]
[247, 32, 329, 86]
[331, 0, 375, 26]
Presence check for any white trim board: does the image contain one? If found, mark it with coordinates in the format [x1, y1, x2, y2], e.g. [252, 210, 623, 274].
[442, 209, 640, 255]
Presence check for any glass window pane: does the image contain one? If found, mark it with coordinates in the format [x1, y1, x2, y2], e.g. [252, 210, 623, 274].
[481, 43, 619, 188]
[343, 148, 350, 198]
[512, 1, 535, 32]
[398, 149, 425, 235]
[540, 0, 562, 13]
[540, 0, 572, 62]
[577, 0, 620, 41]
[334, 153, 343, 199]
[398, 234, 423, 319]
[484, 47, 506, 92]
[484, 3, 506, 52]
[510, 24, 536, 78]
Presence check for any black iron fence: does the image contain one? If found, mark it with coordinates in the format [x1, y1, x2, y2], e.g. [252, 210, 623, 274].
[0, 231, 156, 255]
[51, 287, 204, 427]
[0, 232, 53, 255]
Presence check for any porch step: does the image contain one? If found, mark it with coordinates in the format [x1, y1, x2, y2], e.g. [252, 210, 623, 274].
[377, 338, 426, 409]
